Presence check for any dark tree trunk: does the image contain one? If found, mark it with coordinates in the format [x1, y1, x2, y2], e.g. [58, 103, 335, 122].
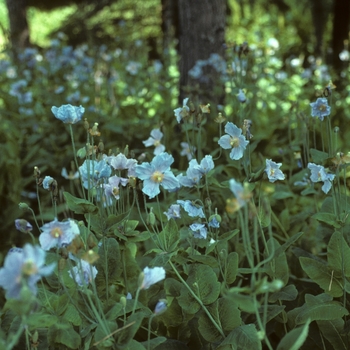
[332, 0, 350, 73]
[310, 0, 328, 58]
[177, 0, 226, 105]
[5, 0, 30, 51]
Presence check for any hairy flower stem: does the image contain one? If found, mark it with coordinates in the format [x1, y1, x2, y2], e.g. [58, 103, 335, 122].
[132, 287, 141, 315]
[169, 260, 225, 338]
[68, 124, 86, 199]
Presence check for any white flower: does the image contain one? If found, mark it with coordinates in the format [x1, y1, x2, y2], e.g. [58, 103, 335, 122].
[140, 266, 166, 289]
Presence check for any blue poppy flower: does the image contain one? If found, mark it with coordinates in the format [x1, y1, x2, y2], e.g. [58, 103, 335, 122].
[135, 152, 179, 199]
[79, 159, 112, 189]
[265, 159, 285, 183]
[177, 200, 205, 218]
[0, 244, 56, 299]
[174, 98, 190, 123]
[310, 98, 331, 121]
[308, 163, 335, 194]
[190, 223, 207, 239]
[143, 129, 166, 155]
[51, 104, 85, 124]
[218, 122, 249, 160]
[39, 219, 80, 250]
[164, 204, 181, 220]
[140, 266, 166, 289]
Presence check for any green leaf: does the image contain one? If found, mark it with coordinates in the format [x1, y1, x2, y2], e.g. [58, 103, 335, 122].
[218, 229, 239, 242]
[225, 292, 256, 313]
[95, 238, 123, 287]
[116, 312, 147, 346]
[265, 238, 289, 285]
[299, 257, 343, 297]
[53, 293, 69, 316]
[47, 322, 81, 349]
[317, 319, 347, 350]
[217, 324, 262, 350]
[327, 231, 350, 278]
[188, 264, 220, 305]
[140, 336, 166, 349]
[177, 264, 220, 314]
[312, 212, 341, 228]
[26, 313, 58, 329]
[259, 305, 285, 324]
[105, 303, 124, 321]
[62, 304, 82, 326]
[198, 298, 241, 342]
[269, 284, 298, 303]
[225, 252, 238, 284]
[274, 232, 304, 257]
[158, 219, 180, 252]
[258, 197, 271, 228]
[295, 303, 348, 324]
[189, 254, 219, 268]
[310, 148, 329, 163]
[63, 191, 98, 215]
[276, 318, 310, 350]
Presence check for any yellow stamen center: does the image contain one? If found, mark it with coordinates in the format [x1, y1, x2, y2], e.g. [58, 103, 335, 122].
[22, 260, 38, 276]
[151, 171, 164, 183]
[230, 137, 239, 147]
[50, 227, 63, 238]
[112, 187, 119, 196]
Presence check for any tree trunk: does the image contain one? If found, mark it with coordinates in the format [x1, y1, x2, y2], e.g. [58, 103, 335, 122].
[5, 0, 30, 51]
[177, 0, 226, 105]
[332, 0, 350, 73]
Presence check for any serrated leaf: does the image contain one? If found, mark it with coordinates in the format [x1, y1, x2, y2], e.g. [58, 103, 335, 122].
[295, 303, 348, 325]
[189, 254, 219, 268]
[62, 304, 81, 326]
[177, 264, 220, 314]
[26, 313, 59, 329]
[95, 238, 123, 287]
[188, 264, 220, 305]
[158, 219, 180, 252]
[299, 257, 343, 297]
[276, 318, 310, 350]
[47, 322, 81, 349]
[63, 191, 98, 215]
[217, 324, 262, 350]
[327, 231, 350, 278]
[198, 298, 241, 342]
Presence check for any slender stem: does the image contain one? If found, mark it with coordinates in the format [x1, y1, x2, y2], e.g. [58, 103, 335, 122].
[68, 124, 86, 199]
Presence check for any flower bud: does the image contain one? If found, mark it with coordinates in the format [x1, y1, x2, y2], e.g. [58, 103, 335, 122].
[124, 145, 129, 157]
[58, 258, 66, 271]
[147, 209, 156, 226]
[19, 202, 30, 210]
[154, 299, 167, 315]
[120, 295, 126, 307]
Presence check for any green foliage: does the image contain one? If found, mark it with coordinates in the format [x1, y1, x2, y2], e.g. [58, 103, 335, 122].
[2, 1, 350, 349]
